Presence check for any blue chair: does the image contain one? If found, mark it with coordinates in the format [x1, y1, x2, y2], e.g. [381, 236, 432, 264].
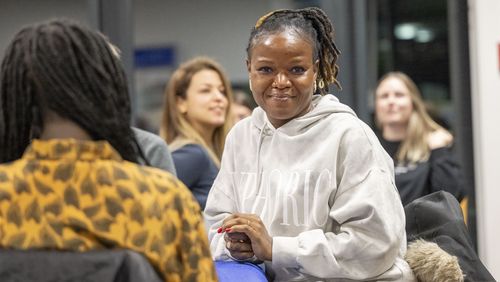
[215, 261, 267, 282]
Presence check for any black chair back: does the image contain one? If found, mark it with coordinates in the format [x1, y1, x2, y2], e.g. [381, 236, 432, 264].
[0, 249, 162, 282]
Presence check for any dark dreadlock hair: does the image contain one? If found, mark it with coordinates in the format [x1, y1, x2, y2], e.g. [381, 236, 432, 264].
[246, 7, 341, 94]
[0, 19, 141, 163]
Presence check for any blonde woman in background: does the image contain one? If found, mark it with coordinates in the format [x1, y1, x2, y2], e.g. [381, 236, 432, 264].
[161, 57, 233, 210]
[375, 71, 466, 206]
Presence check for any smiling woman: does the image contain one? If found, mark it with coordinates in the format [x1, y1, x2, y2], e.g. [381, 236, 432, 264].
[374, 71, 466, 206]
[204, 7, 415, 281]
[247, 32, 316, 128]
[160, 57, 234, 210]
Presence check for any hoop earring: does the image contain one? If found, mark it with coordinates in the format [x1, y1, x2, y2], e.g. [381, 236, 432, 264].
[318, 79, 325, 90]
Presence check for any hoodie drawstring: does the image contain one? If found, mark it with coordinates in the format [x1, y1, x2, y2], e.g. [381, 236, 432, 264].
[251, 123, 269, 213]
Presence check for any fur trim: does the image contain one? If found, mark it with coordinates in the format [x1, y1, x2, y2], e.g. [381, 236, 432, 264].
[405, 239, 464, 282]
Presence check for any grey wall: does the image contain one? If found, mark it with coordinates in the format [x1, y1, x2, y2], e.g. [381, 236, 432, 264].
[133, 0, 279, 83]
[131, 0, 295, 129]
[0, 0, 288, 82]
[0, 0, 89, 56]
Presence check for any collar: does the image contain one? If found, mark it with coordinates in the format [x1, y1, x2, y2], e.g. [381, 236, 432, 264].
[23, 139, 123, 161]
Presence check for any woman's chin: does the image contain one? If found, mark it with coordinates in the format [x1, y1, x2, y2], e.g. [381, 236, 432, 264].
[208, 120, 226, 128]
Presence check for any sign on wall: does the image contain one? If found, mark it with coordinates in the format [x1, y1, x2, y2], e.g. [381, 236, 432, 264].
[134, 46, 177, 132]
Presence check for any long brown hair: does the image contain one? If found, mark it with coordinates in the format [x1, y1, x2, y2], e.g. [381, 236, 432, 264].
[375, 72, 447, 163]
[160, 57, 233, 167]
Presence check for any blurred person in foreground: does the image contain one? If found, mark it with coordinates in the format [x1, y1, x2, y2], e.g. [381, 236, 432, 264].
[0, 19, 216, 281]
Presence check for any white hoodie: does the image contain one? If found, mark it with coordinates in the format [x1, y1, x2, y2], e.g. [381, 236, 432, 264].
[205, 95, 415, 281]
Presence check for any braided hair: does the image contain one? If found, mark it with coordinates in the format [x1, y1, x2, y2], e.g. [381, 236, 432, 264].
[246, 7, 341, 94]
[0, 19, 140, 163]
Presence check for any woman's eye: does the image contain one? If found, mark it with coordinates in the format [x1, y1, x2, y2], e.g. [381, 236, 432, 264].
[291, 66, 306, 74]
[377, 93, 388, 99]
[257, 67, 272, 73]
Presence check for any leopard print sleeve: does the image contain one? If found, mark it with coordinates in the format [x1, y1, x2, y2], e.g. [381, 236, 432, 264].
[143, 168, 218, 282]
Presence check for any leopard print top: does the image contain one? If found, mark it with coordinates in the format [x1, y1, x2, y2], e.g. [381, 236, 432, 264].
[0, 139, 217, 282]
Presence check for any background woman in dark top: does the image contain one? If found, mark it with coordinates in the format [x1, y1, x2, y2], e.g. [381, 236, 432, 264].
[374, 71, 466, 206]
[161, 57, 234, 209]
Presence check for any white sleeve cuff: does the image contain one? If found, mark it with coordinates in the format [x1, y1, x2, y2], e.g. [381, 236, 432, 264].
[272, 236, 300, 268]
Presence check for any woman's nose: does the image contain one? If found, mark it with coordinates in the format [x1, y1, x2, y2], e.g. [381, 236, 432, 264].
[386, 94, 396, 104]
[213, 90, 226, 101]
[273, 72, 291, 88]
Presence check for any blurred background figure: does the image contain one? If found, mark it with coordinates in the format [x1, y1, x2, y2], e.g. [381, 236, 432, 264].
[374, 71, 466, 206]
[231, 89, 255, 123]
[160, 57, 233, 210]
[132, 127, 176, 175]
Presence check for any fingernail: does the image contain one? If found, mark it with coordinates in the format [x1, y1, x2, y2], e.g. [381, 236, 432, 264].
[225, 228, 232, 233]
[217, 227, 223, 233]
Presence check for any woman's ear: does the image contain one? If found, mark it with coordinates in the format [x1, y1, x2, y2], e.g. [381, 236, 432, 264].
[246, 59, 251, 72]
[176, 97, 188, 114]
[314, 59, 319, 75]
[246, 59, 254, 92]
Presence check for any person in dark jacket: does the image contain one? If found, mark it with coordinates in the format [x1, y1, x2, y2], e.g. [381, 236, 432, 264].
[374, 71, 466, 205]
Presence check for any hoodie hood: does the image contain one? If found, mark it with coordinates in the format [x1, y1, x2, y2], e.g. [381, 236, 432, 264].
[251, 94, 356, 135]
